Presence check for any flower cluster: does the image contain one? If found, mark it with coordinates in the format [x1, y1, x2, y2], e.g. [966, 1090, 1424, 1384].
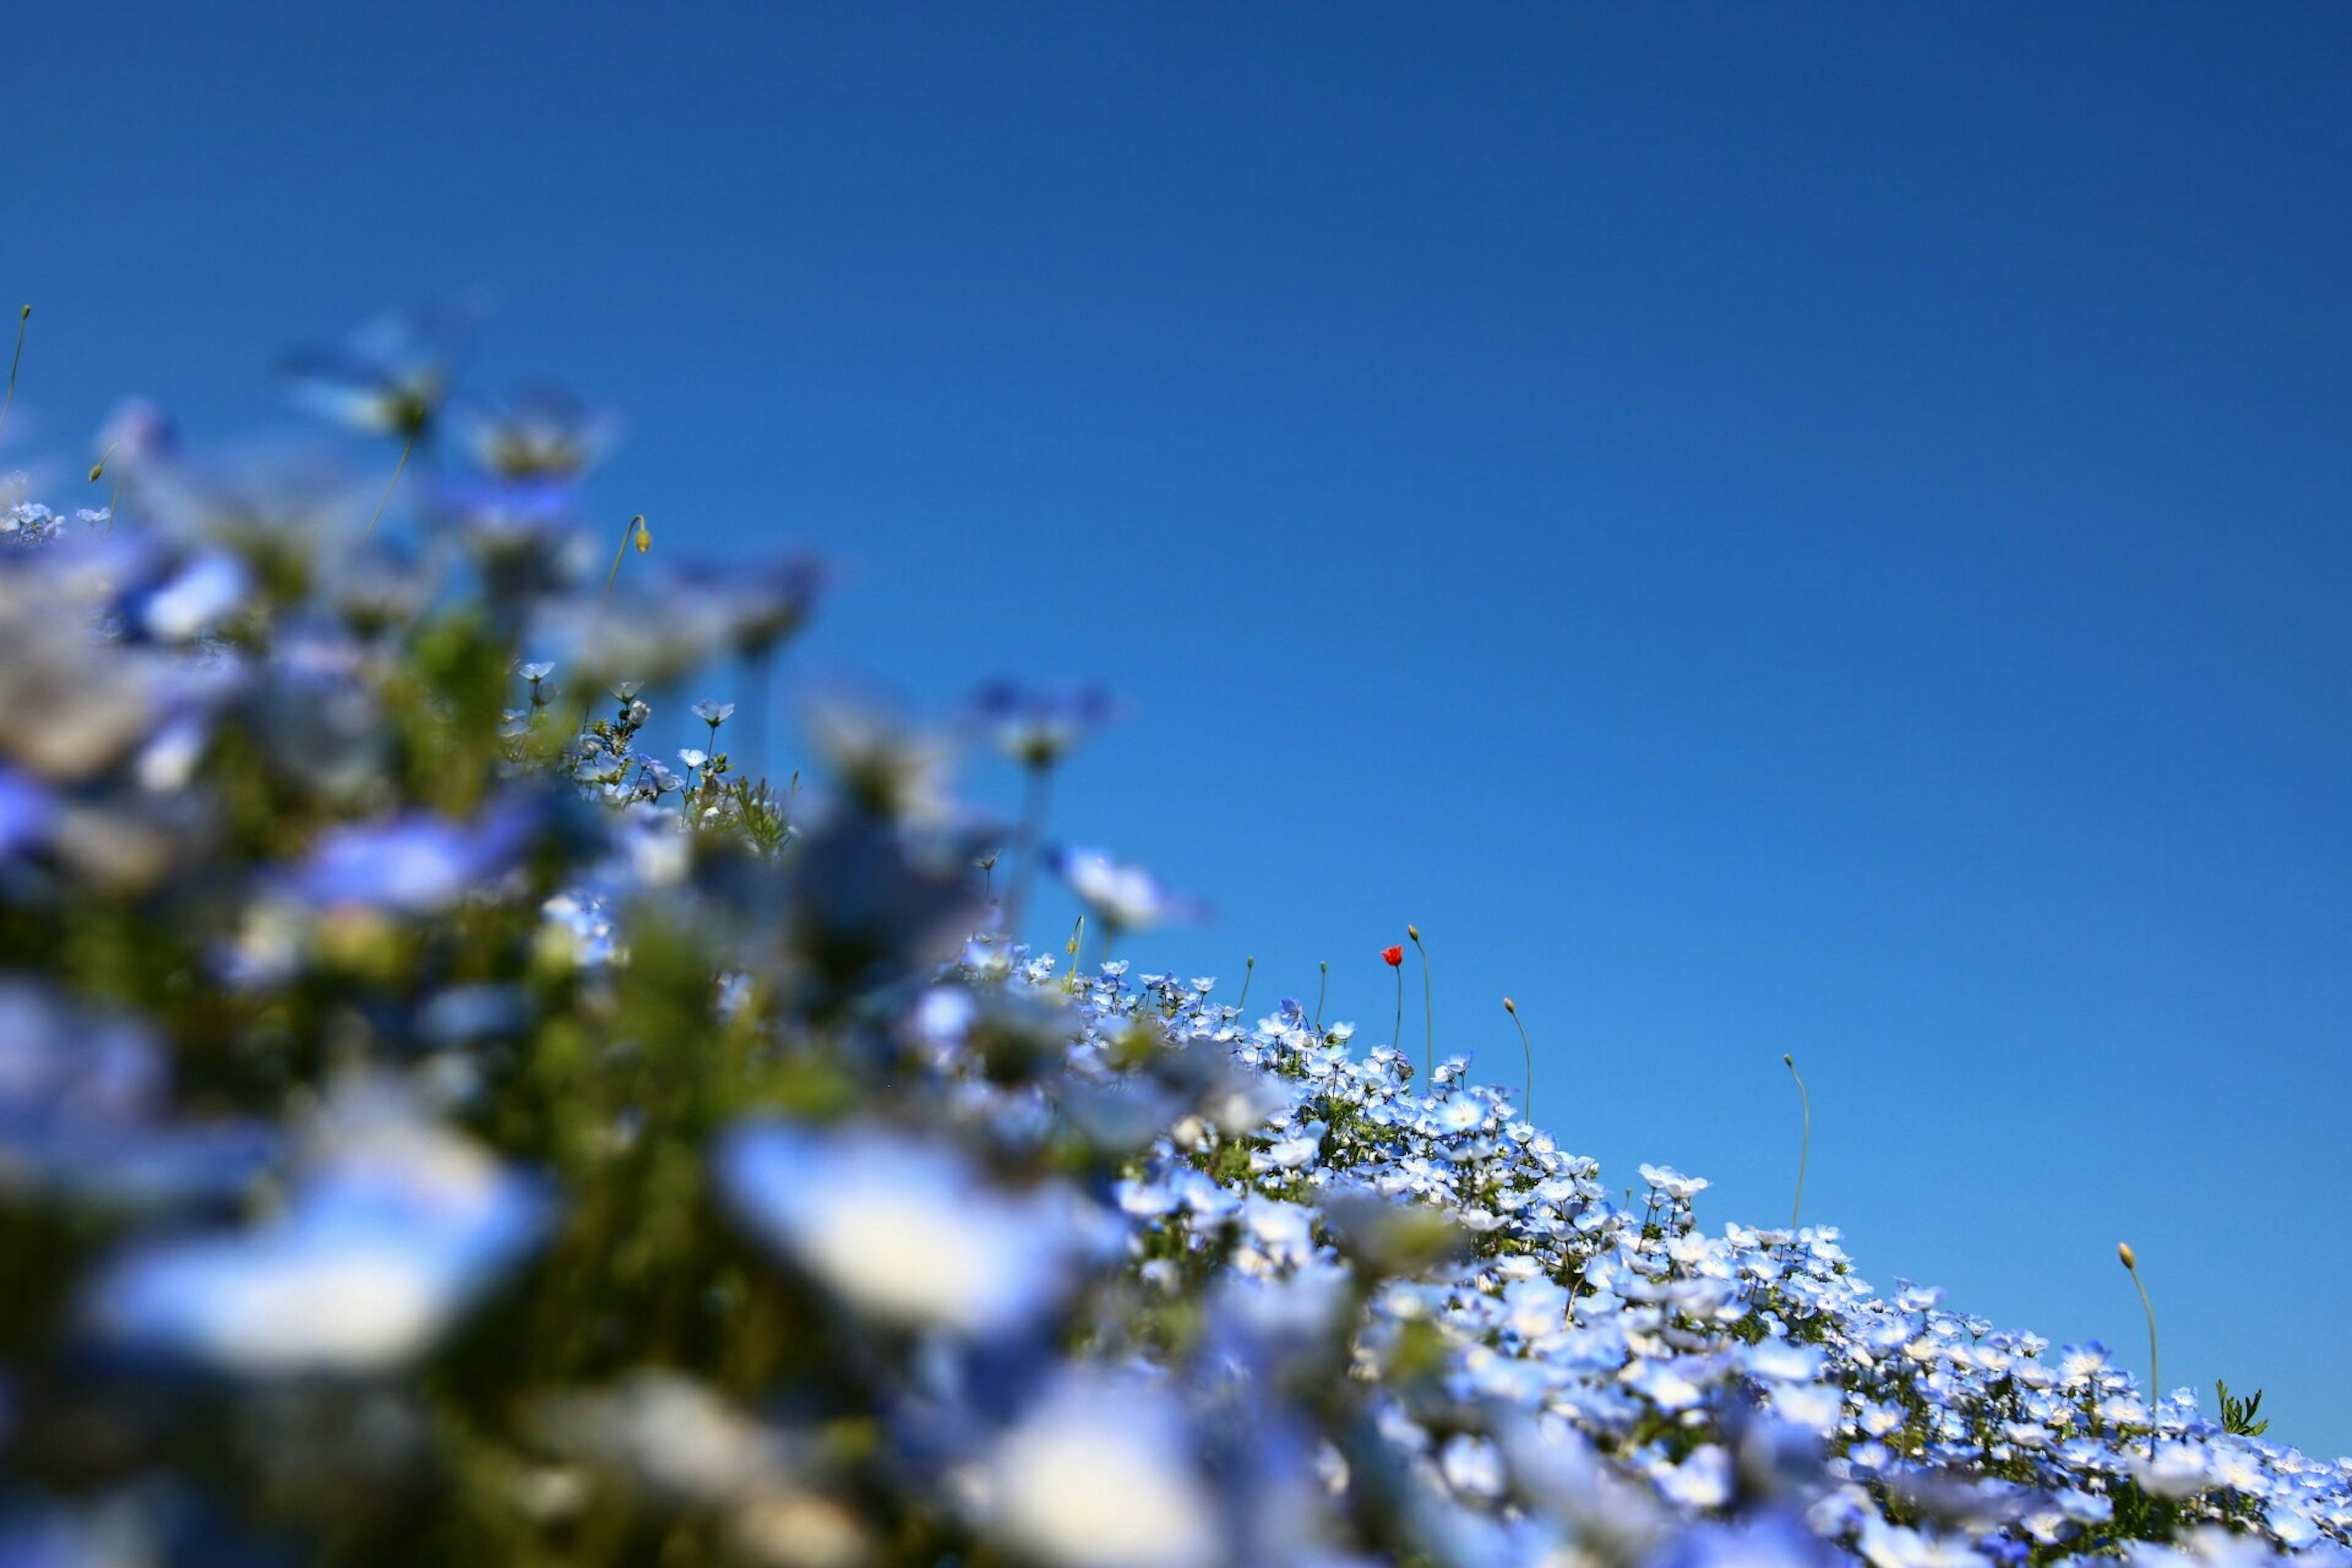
[0, 320, 2342, 1568]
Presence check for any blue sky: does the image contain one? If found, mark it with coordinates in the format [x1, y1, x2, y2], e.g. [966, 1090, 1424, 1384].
[10, 3, 2350, 1451]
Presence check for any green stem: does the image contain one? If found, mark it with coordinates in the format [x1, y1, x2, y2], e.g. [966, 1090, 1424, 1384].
[0, 306, 26, 446]
[364, 425, 417, 540]
[1410, 927, 1433, 1081]
[1505, 1000, 1532, 1110]
[603, 513, 646, 600]
[1783, 1054, 1811, 1229]
[2127, 1256, 2161, 1408]
[1234, 957, 1254, 1015]
[1313, 962, 1328, 1031]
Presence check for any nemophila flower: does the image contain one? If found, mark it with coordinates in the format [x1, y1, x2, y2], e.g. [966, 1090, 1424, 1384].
[969, 680, 1115, 770]
[693, 699, 736, 731]
[287, 792, 540, 916]
[88, 1082, 550, 1374]
[974, 1368, 1218, 1568]
[714, 1118, 1090, 1336]
[1639, 1163, 1710, 1202]
[0, 767, 56, 859]
[282, 306, 477, 538]
[91, 394, 176, 475]
[666, 554, 826, 660]
[278, 306, 473, 454]
[431, 472, 586, 566]
[1050, 846, 1205, 937]
[0, 980, 277, 1209]
[0, 573, 159, 782]
[452, 385, 617, 483]
[536, 1371, 783, 1507]
[805, 691, 952, 822]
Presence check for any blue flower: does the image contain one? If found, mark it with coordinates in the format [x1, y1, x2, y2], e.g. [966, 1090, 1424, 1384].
[280, 305, 473, 440]
[1049, 846, 1207, 935]
[451, 385, 617, 482]
[0, 980, 276, 1210]
[715, 1118, 1090, 1337]
[969, 680, 1115, 769]
[0, 767, 56, 859]
[288, 793, 540, 916]
[88, 1082, 551, 1374]
[976, 1368, 1217, 1568]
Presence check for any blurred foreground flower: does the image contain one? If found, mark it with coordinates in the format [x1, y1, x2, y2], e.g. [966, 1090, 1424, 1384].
[88, 1082, 551, 1374]
[715, 1118, 1091, 1337]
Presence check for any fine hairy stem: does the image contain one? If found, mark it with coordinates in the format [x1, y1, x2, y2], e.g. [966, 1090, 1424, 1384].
[1392, 964, 1404, 1060]
[2121, 1243, 2161, 1409]
[1783, 1054, 1811, 1229]
[1504, 997, 1532, 1110]
[365, 426, 418, 540]
[0, 306, 28, 446]
[604, 513, 649, 601]
[1409, 925, 1433, 1082]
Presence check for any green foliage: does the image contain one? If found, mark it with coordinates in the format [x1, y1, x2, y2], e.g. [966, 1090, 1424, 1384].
[2217, 1380, 2271, 1438]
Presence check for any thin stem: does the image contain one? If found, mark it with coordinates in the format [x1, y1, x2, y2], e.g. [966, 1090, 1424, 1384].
[0, 306, 26, 447]
[2122, 1245, 2161, 1408]
[1504, 998, 1532, 1110]
[1313, 961, 1328, 1031]
[603, 513, 647, 601]
[1003, 762, 1055, 943]
[1409, 925, 1433, 1082]
[364, 426, 417, 540]
[1061, 914, 1085, 992]
[1392, 966, 1404, 1059]
[1783, 1054, 1811, 1229]
[1234, 956, 1254, 1015]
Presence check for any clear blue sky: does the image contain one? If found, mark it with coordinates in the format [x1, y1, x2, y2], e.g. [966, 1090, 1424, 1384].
[10, 3, 2348, 1453]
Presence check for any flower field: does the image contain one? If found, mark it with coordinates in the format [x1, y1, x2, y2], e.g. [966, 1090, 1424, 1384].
[0, 310, 2345, 1566]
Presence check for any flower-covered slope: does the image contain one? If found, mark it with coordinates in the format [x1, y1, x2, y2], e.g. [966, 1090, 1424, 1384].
[0, 317, 2345, 1567]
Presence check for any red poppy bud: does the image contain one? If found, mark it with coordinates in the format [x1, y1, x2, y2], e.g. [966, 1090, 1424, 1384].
[1381, 944, 1404, 967]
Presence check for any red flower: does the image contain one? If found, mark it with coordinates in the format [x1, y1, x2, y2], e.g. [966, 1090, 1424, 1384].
[1381, 944, 1404, 967]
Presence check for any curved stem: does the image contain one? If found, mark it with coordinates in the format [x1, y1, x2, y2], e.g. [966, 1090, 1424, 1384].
[604, 513, 646, 601]
[0, 306, 27, 446]
[1505, 1000, 1532, 1111]
[1313, 962, 1328, 1032]
[364, 426, 417, 540]
[1410, 928, 1433, 1081]
[1392, 966, 1404, 1060]
[2125, 1256, 2161, 1407]
[1234, 956, 1254, 1016]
